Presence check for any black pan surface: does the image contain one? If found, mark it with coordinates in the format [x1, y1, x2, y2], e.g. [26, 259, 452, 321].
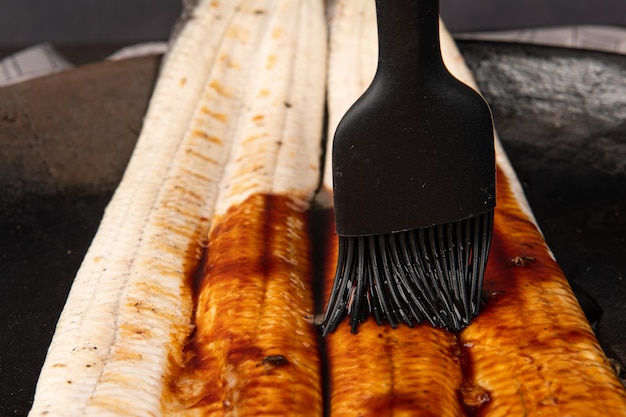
[1, 41, 624, 416]
[459, 40, 626, 371]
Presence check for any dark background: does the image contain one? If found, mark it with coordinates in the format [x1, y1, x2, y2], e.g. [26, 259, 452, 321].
[0, 0, 626, 47]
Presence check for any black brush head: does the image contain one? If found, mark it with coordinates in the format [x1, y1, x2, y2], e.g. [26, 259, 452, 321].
[322, 211, 494, 335]
[322, 0, 496, 334]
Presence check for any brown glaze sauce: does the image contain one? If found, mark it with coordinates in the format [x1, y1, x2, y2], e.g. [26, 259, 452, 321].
[161, 168, 626, 416]
[458, 168, 626, 416]
[320, 166, 626, 416]
[162, 193, 322, 416]
[321, 206, 467, 417]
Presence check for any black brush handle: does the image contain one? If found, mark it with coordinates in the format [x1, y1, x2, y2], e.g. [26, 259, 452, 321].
[376, 0, 443, 82]
[332, 0, 496, 236]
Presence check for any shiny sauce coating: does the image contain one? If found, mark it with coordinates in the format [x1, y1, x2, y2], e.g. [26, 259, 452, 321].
[162, 194, 322, 416]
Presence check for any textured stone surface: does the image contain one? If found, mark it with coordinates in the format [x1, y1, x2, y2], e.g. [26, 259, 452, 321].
[0, 54, 160, 416]
[1, 42, 625, 415]
[0, 54, 161, 199]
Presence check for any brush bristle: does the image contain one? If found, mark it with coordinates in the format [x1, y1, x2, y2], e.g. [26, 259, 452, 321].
[321, 210, 494, 335]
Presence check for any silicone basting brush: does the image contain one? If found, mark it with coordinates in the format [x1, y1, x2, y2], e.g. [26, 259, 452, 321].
[321, 0, 496, 335]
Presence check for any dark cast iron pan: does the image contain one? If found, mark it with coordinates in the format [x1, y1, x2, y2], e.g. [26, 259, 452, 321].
[1, 41, 624, 416]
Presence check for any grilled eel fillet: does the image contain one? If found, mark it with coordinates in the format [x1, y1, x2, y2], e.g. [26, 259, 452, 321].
[320, 0, 626, 416]
[29, 1, 327, 416]
[29, 0, 626, 416]
[162, 0, 327, 415]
